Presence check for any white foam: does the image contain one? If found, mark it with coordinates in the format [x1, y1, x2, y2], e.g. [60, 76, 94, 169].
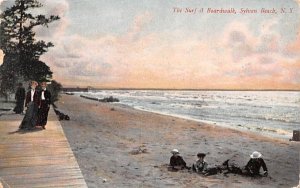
[78, 90, 300, 139]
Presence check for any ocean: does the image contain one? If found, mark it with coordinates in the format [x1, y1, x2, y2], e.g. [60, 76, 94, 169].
[75, 90, 300, 139]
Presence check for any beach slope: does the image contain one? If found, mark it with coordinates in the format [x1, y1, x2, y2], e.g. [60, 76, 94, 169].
[57, 94, 299, 188]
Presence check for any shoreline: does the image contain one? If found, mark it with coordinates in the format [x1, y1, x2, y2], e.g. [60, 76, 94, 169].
[64, 88, 300, 92]
[79, 94, 293, 141]
[127, 105, 292, 141]
[57, 94, 299, 187]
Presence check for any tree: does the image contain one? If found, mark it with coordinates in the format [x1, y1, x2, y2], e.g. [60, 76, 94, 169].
[0, 0, 60, 96]
[0, 68, 17, 101]
[47, 80, 62, 104]
[23, 60, 53, 82]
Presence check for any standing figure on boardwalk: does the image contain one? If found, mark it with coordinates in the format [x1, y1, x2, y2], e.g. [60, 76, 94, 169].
[13, 83, 26, 114]
[19, 81, 40, 130]
[37, 82, 51, 129]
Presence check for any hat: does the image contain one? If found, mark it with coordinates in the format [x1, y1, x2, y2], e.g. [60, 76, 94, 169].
[197, 153, 206, 158]
[250, 151, 262, 159]
[171, 149, 179, 154]
[31, 81, 38, 86]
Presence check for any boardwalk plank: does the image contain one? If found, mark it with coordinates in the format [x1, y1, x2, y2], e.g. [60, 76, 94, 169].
[0, 108, 87, 188]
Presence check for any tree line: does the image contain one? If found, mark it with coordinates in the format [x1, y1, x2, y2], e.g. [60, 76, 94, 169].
[0, 0, 62, 102]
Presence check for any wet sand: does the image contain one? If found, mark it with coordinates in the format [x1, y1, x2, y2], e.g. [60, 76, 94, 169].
[56, 94, 299, 188]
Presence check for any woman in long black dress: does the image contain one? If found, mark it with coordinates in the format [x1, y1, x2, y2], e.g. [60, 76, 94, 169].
[13, 83, 26, 114]
[19, 81, 40, 130]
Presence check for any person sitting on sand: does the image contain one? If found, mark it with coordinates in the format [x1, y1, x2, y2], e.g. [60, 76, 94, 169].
[169, 149, 187, 170]
[192, 153, 208, 174]
[244, 151, 268, 177]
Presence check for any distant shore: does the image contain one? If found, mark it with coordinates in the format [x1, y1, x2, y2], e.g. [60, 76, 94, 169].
[57, 94, 299, 188]
[63, 87, 300, 92]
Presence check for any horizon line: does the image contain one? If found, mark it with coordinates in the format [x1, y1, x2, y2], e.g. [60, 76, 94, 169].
[62, 87, 300, 92]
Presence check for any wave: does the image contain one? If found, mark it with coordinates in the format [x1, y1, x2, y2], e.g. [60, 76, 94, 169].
[254, 114, 298, 124]
[243, 125, 292, 136]
[73, 90, 299, 139]
[132, 105, 293, 137]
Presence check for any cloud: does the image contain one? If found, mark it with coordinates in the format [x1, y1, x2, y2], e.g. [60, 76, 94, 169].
[287, 31, 300, 55]
[296, 0, 300, 6]
[1, 0, 296, 89]
[202, 20, 300, 89]
[126, 11, 153, 41]
[34, 0, 70, 39]
[0, 0, 300, 88]
[41, 11, 157, 87]
[41, 15, 300, 89]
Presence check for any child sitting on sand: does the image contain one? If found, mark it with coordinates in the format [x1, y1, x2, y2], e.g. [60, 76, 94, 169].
[244, 151, 268, 177]
[169, 149, 188, 171]
[192, 153, 208, 174]
[221, 151, 268, 177]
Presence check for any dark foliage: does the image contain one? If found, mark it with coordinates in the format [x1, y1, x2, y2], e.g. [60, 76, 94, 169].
[0, 0, 60, 96]
[47, 80, 62, 104]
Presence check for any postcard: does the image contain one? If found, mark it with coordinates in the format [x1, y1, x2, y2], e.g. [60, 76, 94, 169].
[0, 0, 299, 187]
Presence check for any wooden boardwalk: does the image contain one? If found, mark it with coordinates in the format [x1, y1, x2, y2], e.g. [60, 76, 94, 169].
[0, 108, 87, 188]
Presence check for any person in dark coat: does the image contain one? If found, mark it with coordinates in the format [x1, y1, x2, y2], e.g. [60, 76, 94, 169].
[169, 149, 187, 170]
[13, 83, 26, 114]
[37, 82, 51, 129]
[19, 81, 40, 130]
[244, 151, 268, 177]
[192, 153, 208, 174]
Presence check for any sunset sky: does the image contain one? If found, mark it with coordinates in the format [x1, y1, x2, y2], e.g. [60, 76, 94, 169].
[1, 0, 300, 89]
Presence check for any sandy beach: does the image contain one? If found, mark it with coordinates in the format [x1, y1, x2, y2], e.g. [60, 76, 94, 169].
[53, 94, 299, 188]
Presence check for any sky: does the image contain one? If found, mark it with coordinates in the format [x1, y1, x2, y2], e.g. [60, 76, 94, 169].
[1, 0, 300, 89]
